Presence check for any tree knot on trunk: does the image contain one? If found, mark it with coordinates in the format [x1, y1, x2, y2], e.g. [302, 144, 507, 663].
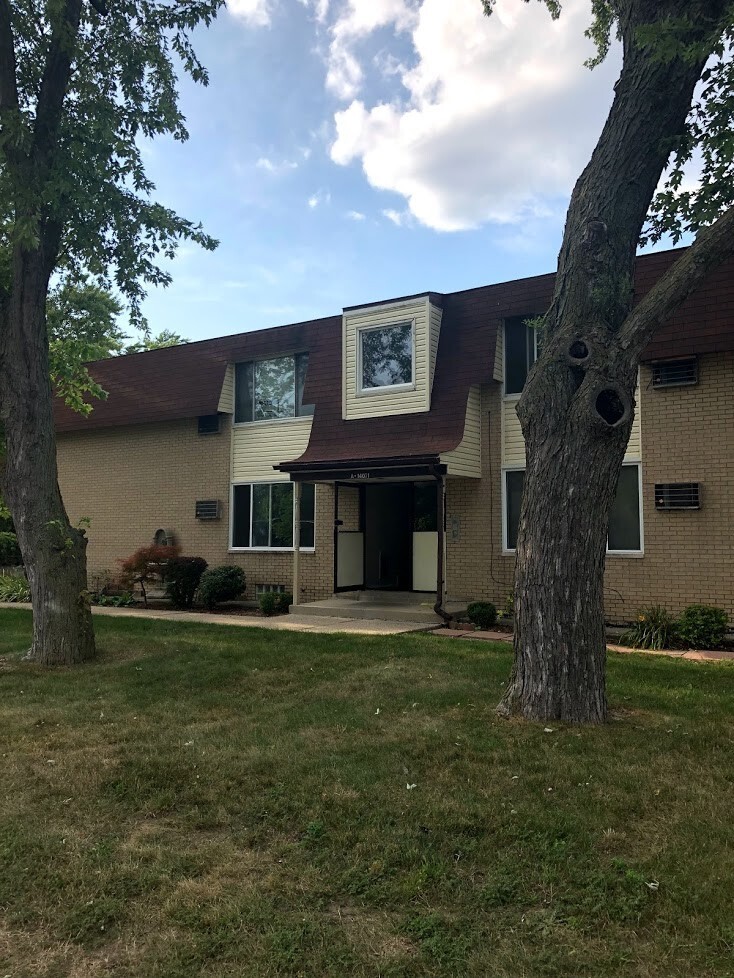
[581, 219, 608, 259]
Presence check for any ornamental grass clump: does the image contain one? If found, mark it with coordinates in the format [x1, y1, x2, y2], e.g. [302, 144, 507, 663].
[0, 575, 30, 603]
[621, 606, 679, 651]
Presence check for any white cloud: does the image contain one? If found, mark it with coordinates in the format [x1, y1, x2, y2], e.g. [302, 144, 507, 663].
[346, 209, 366, 220]
[327, 0, 622, 231]
[227, 0, 273, 27]
[256, 156, 299, 174]
[382, 208, 408, 226]
[326, 0, 419, 99]
[308, 189, 331, 208]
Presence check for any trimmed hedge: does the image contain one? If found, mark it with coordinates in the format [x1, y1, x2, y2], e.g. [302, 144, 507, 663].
[164, 556, 208, 609]
[467, 601, 498, 630]
[199, 566, 246, 611]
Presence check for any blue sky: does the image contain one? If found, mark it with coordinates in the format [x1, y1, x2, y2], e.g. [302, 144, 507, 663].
[138, 0, 634, 343]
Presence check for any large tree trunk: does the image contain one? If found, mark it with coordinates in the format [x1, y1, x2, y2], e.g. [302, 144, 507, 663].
[0, 249, 95, 666]
[499, 0, 726, 723]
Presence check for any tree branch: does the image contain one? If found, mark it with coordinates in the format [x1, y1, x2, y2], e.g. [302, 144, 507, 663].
[32, 0, 84, 171]
[619, 205, 734, 361]
[0, 0, 19, 114]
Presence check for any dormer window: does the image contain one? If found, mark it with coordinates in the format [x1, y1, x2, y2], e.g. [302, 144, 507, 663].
[234, 354, 314, 423]
[358, 322, 414, 393]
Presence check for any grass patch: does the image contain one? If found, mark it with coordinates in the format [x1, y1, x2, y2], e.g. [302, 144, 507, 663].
[1, 608, 734, 976]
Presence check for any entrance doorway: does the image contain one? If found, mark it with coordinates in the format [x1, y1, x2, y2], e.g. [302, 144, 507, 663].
[364, 484, 412, 589]
[333, 480, 440, 594]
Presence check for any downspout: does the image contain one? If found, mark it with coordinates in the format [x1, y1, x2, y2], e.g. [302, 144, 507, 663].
[431, 466, 451, 625]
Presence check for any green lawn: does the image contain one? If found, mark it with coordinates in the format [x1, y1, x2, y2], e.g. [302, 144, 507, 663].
[1, 609, 733, 977]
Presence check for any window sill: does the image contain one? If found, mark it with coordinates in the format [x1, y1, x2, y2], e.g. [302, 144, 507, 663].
[356, 382, 416, 397]
[228, 547, 316, 554]
[232, 416, 313, 429]
[503, 548, 644, 558]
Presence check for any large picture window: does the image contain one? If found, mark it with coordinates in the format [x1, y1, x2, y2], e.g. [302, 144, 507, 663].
[504, 317, 539, 396]
[231, 482, 316, 550]
[503, 464, 642, 553]
[234, 354, 314, 423]
[359, 322, 414, 391]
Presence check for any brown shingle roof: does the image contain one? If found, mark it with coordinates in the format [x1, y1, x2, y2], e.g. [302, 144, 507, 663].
[54, 248, 734, 469]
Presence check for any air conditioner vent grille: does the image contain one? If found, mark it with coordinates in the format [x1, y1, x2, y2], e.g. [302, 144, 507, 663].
[651, 358, 698, 388]
[195, 499, 221, 520]
[198, 414, 221, 435]
[655, 483, 701, 510]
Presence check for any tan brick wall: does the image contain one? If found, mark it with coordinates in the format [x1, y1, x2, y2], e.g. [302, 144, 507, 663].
[446, 352, 734, 623]
[604, 351, 734, 621]
[445, 384, 513, 609]
[57, 351, 733, 621]
[56, 416, 334, 604]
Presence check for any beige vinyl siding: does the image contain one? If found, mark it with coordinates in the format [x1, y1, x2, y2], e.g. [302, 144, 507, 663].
[501, 381, 643, 466]
[625, 389, 642, 459]
[343, 298, 431, 420]
[502, 399, 525, 466]
[232, 417, 312, 482]
[429, 303, 442, 393]
[218, 364, 234, 414]
[442, 386, 481, 478]
[493, 327, 504, 383]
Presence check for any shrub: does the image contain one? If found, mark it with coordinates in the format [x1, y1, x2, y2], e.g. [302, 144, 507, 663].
[277, 592, 293, 613]
[467, 601, 498, 630]
[0, 575, 30, 603]
[0, 531, 21, 567]
[92, 591, 136, 607]
[164, 556, 208, 609]
[198, 566, 246, 611]
[259, 591, 279, 616]
[621, 606, 678, 650]
[677, 604, 729, 649]
[119, 544, 180, 607]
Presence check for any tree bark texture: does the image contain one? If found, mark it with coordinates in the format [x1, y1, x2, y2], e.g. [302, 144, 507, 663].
[0, 0, 95, 665]
[0, 250, 95, 665]
[499, 0, 732, 723]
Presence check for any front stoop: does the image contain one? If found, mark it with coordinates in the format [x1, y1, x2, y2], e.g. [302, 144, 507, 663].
[291, 591, 466, 626]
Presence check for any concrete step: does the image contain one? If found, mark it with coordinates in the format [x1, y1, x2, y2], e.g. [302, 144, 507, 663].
[293, 599, 441, 624]
[330, 590, 431, 606]
[293, 594, 467, 625]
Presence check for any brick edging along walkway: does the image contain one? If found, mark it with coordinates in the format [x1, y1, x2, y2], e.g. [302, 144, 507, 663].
[438, 628, 734, 663]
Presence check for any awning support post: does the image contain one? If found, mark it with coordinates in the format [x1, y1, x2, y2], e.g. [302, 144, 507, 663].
[292, 481, 302, 607]
[433, 471, 450, 624]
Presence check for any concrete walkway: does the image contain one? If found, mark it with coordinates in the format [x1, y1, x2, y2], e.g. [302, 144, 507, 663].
[0, 602, 440, 636]
[439, 627, 734, 662]
[3, 603, 731, 657]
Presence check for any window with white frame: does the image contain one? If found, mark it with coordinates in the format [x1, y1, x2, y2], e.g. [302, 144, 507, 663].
[503, 464, 642, 553]
[358, 322, 414, 392]
[504, 317, 540, 395]
[231, 482, 315, 550]
[234, 354, 313, 423]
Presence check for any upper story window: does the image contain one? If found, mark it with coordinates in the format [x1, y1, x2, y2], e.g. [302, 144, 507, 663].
[504, 316, 539, 396]
[234, 353, 314, 423]
[358, 322, 414, 393]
